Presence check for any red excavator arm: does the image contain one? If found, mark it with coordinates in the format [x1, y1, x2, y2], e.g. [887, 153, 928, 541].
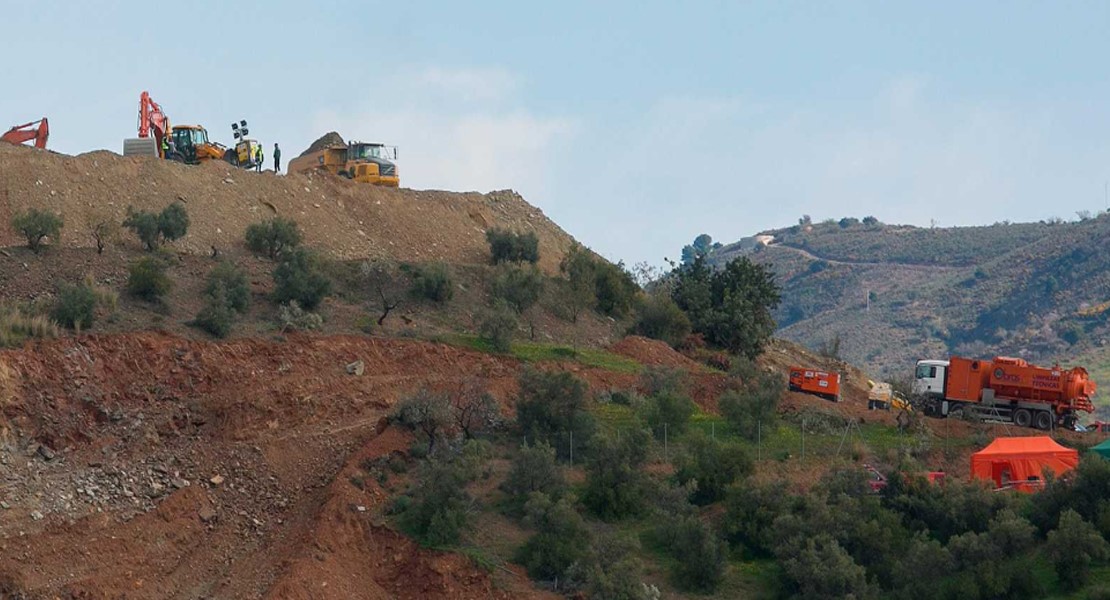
[137, 91, 170, 155]
[1, 118, 49, 149]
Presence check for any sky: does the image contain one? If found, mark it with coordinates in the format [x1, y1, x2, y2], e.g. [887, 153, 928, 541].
[5, 1, 1110, 267]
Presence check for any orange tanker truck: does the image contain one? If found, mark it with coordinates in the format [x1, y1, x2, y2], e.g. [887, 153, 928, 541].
[788, 366, 841, 402]
[912, 356, 1095, 430]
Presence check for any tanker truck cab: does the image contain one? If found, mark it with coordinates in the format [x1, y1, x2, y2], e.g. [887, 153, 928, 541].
[913, 359, 949, 398]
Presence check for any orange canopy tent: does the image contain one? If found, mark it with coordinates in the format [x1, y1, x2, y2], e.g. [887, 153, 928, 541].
[970, 436, 1078, 493]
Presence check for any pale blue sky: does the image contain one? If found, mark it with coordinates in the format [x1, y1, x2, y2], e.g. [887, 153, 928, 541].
[5, 1, 1110, 266]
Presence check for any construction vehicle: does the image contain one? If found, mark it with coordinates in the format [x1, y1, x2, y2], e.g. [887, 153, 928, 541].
[288, 141, 399, 186]
[912, 355, 1096, 430]
[123, 91, 232, 164]
[867, 380, 912, 411]
[2, 118, 49, 149]
[788, 366, 841, 402]
[169, 124, 231, 164]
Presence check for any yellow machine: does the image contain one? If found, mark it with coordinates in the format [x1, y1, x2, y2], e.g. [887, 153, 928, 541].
[288, 141, 399, 187]
[232, 139, 261, 168]
[169, 125, 230, 164]
[867, 380, 912, 411]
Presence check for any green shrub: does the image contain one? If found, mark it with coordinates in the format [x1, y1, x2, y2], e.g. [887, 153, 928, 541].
[501, 442, 565, 513]
[559, 243, 598, 323]
[674, 433, 752, 505]
[723, 480, 789, 557]
[581, 428, 652, 521]
[631, 295, 691, 347]
[124, 203, 189, 250]
[780, 535, 874, 599]
[515, 368, 595, 461]
[516, 492, 592, 581]
[272, 248, 331, 310]
[409, 263, 454, 303]
[666, 516, 728, 592]
[204, 261, 250, 313]
[158, 202, 189, 242]
[719, 369, 784, 440]
[51, 283, 97, 330]
[122, 209, 160, 250]
[1047, 509, 1109, 591]
[393, 388, 453, 454]
[594, 261, 639, 318]
[491, 264, 543, 314]
[486, 229, 539, 264]
[277, 301, 323, 331]
[11, 209, 63, 253]
[127, 256, 172, 301]
[396, 453, 477, 547]
[671, 255, 780, 358]
[565, 533, 651, 600]
[478, 300, 517, 352]
[192, 284, 236, 338]
[640, 391, 694, 440]
[245, 217, 302, 259]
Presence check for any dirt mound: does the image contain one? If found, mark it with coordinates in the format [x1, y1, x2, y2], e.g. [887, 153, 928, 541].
[0, 143, 576, 273]
[609, 335, 705, 370]
[299, 131, 345, 157]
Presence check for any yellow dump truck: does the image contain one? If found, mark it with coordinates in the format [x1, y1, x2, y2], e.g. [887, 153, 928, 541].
[288, 141, 399, 187]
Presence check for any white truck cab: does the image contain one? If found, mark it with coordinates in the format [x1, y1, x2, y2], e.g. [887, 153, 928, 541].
[913, 359, 949, 398]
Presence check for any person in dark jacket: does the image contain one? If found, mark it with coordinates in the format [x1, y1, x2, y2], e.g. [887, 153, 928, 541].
[273, 143, 282, 173]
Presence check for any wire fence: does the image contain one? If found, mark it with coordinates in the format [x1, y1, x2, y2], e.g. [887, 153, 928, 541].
[538, 404, 954, 471]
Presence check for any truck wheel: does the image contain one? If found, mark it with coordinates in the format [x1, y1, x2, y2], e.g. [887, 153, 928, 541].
[1014, 409, 1032, 428]
[1034, 411, 1053, 431]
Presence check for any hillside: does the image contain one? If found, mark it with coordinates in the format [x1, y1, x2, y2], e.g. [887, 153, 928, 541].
[0, 142, 575, 273]
[714, 217, 1110, 406]
[2, 143, 1107, 598]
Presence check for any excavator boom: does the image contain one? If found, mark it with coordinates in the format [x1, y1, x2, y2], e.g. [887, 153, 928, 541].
[136, 91, 170, 157]
[1, 118, 49, 149]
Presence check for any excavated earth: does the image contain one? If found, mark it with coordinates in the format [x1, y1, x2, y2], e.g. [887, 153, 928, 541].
[0, 143, 575, 273]
[0, 333, 590, 599]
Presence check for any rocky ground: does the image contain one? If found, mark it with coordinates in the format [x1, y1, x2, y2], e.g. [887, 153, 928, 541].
[0, 143, 576, 274]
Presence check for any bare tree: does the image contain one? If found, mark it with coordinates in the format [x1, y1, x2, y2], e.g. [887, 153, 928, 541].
[451, 379, 501, 439]
[360, 260, 402, 327]
[91, 221, 118, 254]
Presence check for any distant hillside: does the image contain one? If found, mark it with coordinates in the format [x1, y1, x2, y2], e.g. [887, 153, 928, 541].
[713, 216, 1110, 403]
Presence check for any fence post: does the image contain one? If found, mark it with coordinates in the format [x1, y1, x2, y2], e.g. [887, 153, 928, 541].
[664, 423, 668, 462]
[801, 417, 806, 460]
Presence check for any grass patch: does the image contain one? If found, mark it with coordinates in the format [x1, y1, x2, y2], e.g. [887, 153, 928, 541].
[442, 333, 642, 374]
[446, 545, 505, 573]
[0, 305, 60, 347]
[593, 403, 640, 433]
